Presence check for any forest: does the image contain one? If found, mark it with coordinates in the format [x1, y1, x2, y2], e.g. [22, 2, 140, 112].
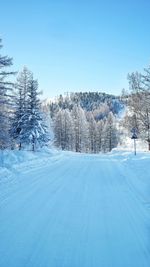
[1, 38, 150, 153]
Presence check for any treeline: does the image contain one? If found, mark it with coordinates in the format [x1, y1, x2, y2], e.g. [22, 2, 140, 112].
[0, 39, 49, 151]
[52, 105, 118, 153]
[43, 92, 121, 153]
[49, 92, 123, 118]
[44, 92, 123, 153]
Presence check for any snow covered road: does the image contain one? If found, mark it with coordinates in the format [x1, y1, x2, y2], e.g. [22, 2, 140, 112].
[0, 151, 150, 267]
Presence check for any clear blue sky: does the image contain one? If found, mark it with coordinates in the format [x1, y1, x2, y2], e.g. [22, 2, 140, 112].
[1, 0, 150, 98]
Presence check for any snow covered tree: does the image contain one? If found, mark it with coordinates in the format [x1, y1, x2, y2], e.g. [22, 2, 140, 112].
[18, 75, 49, 151]
[61, 109, 75, 151]
[16, 66, 32, 109]
[41, 103, 54, 143]
[96, 119, 105, 152]
[140, 66, 150, 150]
[103, 112, 118, 152]
[10, 67, 32, 149]
[53, 109, 75, 151]
[71, 105, 89, 152]
[128, 70, 150, 150]
[0, 39, 15, 149]
[53, 109, 63, 149]
[87, 113, 98, 153]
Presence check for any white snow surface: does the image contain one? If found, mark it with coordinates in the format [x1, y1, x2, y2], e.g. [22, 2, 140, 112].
[0, 149, 150, 267]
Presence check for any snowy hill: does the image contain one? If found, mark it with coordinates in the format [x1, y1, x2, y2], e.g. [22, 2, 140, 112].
[0, 150, 150, 267]
[45, 91, 124, 117]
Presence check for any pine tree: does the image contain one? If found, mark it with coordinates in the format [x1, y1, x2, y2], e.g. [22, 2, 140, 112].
[19, 74, 49, 151]
[0, 39, 15, 149]
[10, 67, 32, 149]
[11, 68, 49, 150]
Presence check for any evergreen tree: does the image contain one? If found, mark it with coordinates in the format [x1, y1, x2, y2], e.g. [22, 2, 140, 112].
[19, 74, 49, 150]
[0, 39, 15, 149]
[10, 67, 32, 149]
[13, 73, 49, 151]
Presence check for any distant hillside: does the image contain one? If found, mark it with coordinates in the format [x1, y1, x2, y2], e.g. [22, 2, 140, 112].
[42, 92, 125, 153]
[45, 92, 124, 119]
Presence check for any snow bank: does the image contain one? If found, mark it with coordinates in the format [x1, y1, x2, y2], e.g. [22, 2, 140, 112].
[117, 136, 148, 152]
[0, 148, 63, 181]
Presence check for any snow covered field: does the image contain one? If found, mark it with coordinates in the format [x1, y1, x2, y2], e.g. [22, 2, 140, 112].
[0, 150, 150, 267]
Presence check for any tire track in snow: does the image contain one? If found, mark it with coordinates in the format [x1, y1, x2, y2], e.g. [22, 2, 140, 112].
[0, 153, 150, 267]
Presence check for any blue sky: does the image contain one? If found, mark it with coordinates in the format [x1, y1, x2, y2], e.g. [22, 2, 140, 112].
[1, 0, 150, 98]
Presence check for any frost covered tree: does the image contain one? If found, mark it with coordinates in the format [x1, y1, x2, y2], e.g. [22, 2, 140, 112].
[11, 68, 49, 150]
[10, 67, 32, 149]
[71, 105, 89, 152]
[16, 66, 31, 109]
[96, 120, 105, 152]
[140, 66, 150, 150]
[61, 109, 75, 151]
[41, 103, 54, 143]
[128, 70, 150, 150]
[0, 39, 15, 149]
[16, 74, 49, 151]
[53, 109, 63, 149]
[87, 113, 97, 153]
[103, 112, 118, 152]
[54, 109, 75, 151]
